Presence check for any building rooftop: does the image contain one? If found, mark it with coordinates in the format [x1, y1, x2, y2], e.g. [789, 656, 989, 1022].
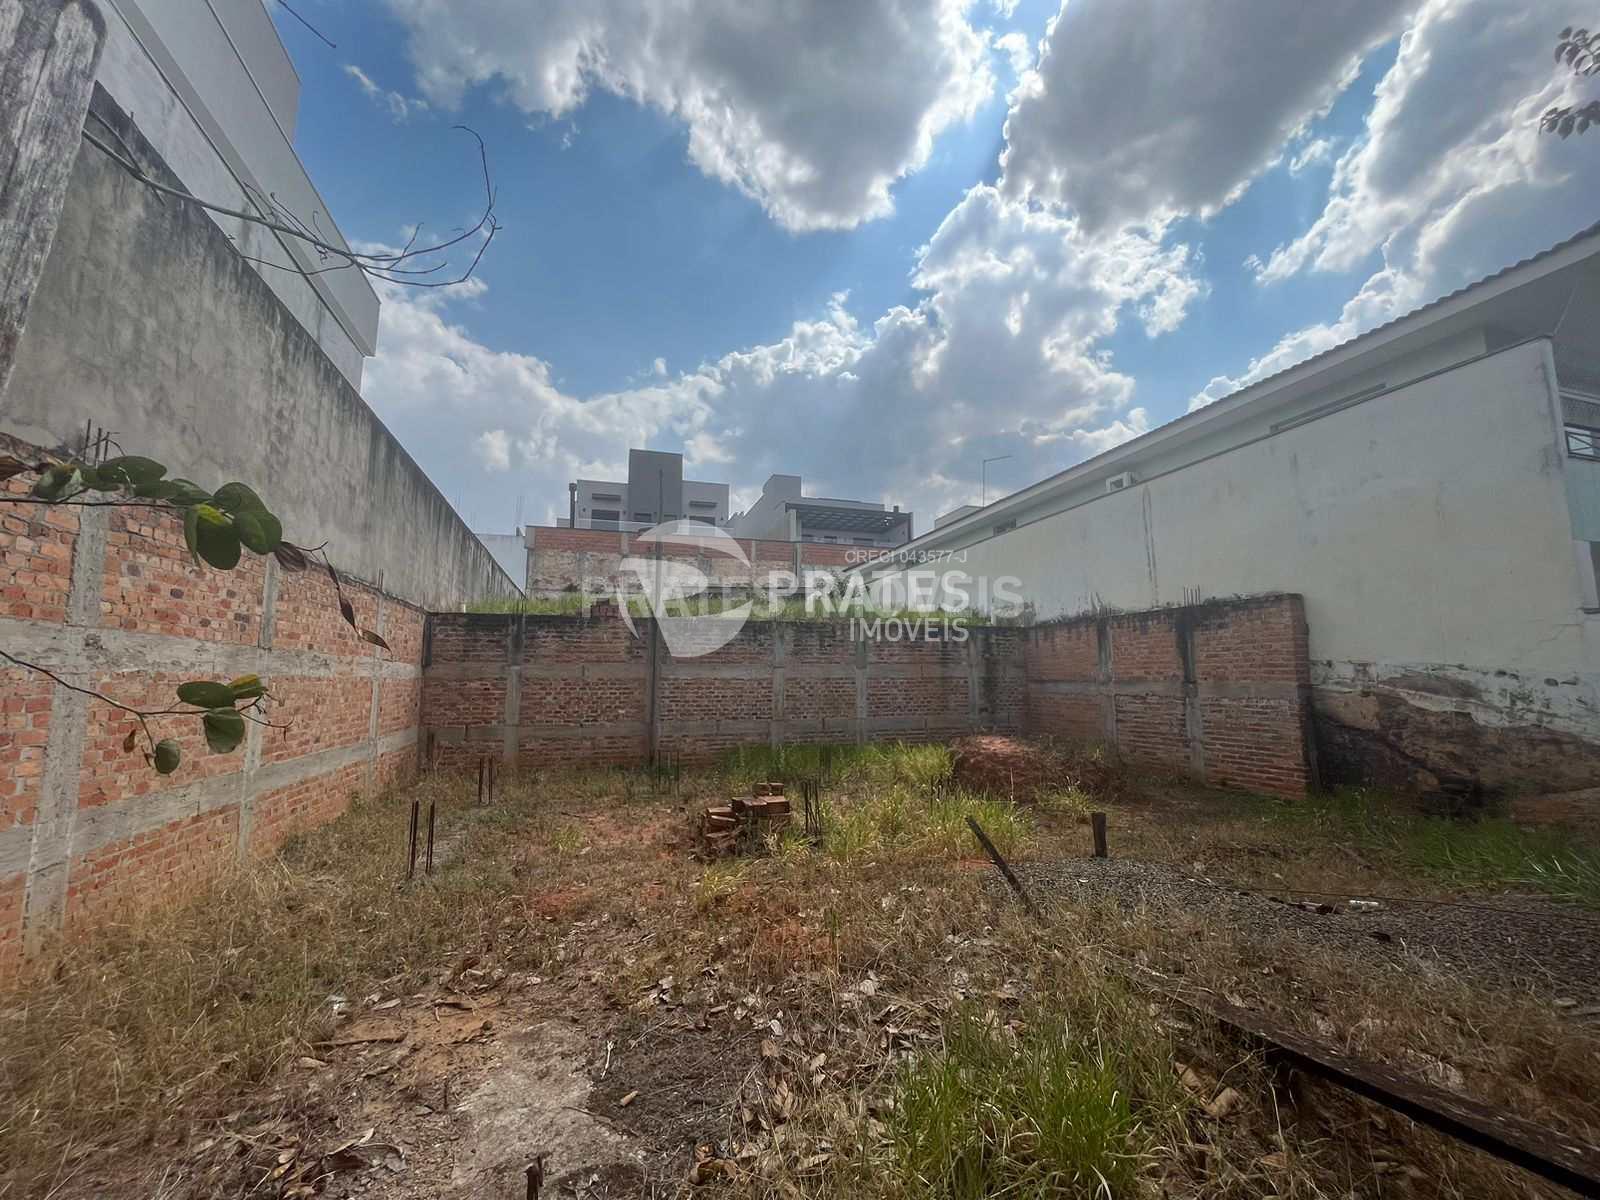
[886, 220, 1600, 558]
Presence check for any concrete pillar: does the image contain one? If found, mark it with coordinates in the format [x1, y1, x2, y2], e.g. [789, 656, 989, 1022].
[0, 0, 105, 402]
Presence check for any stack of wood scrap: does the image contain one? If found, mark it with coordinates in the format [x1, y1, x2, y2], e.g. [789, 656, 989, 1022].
[698, 782, 792, 858]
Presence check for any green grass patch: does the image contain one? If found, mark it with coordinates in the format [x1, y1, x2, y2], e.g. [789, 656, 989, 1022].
[718, 740, 954, 789]
[885, 1006, 1149, 1199]
[1255, 788, 1600, 904]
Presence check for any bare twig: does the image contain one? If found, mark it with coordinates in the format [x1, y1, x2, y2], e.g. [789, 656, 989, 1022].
[79, 119, 500, 288]
[0, 649, 291, 757]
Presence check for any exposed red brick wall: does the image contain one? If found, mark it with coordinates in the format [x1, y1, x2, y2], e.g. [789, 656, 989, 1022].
[100, 508, 266, 642]
[0, 670, 51, 832]
[0, 435, 427, 966]
[79, 671, 243, 806]
[248, 762, 364, 858]
[66, 805, 241, 926]
[422, 611, 1025, 768]
[1022, 595, 1315, 797]
[0, 472, 76, 622]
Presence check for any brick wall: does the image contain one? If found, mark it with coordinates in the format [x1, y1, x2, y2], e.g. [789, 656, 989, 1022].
[1022, 595, 1316, 797]
[422, 607, 1025, 768]
[0, 436, 425, 974]
[525, 525, 889, 597]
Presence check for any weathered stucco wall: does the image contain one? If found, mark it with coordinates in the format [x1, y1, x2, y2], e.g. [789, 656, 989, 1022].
[1, 86, 517, 610]
[874, 341, 1599, 795]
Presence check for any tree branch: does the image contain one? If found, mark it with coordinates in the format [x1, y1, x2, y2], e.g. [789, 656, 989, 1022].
[79, 118, 500, 288]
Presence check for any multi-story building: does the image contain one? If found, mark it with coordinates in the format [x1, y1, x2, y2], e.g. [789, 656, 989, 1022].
[724, 474, 913, 548]
[561, 449, 731, 530]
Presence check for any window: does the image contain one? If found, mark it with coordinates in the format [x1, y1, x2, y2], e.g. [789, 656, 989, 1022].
[689, 499, 718, 510]
[1567, 424, 1600, 462]
[591, 509, 620, 524]
[591, 492, 622, 502]
[663, 513, 678, 521]
[633, 511, 654, 523]
[853, 537, 876, 545]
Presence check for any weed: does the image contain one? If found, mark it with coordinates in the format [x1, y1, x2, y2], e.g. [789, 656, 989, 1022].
[1253, 788, 1600, 904]
[884, 1006, 1148, 1199]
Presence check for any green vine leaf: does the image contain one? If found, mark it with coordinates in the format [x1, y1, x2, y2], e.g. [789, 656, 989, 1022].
[228, 674, 266, 701]
[202, 708, 246, 754]
[233, 509, 283, 555]
[213, 482, 267, 515]
[97, 456, 167, 488]
[177, 680, 236, 709]
[152, 739, 182, 774]
[166, 479, 214, 506]
[194, 512, 242, 571]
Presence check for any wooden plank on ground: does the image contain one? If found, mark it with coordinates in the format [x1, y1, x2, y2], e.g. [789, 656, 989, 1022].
[1180, 986, 1600, 1197]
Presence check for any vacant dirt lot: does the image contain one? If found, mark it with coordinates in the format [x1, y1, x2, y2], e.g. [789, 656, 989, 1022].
[4, 738, 1599, 1198]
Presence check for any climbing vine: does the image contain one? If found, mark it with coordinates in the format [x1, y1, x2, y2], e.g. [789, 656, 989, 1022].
[0, 450, 388, 774]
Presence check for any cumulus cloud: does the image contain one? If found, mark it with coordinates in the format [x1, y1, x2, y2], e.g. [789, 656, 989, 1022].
[475, 429, 511, 470]
[379, 0, 994, 231]
[343, 64, 430, 122]
[1288, 137, 1335, 175]
[995, 31, 1032, 78]
[1194, 0, 1600, 409]
[361, 185, 1199, 529]
[999, 0, 1410, 232]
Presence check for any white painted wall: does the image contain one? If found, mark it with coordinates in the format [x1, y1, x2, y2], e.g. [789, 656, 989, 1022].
[94, 0, 377, 383]
[877, 340, 1598, 740]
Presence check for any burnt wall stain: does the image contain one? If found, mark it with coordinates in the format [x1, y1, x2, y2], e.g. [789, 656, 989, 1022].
[1314, 688, 1600, 799]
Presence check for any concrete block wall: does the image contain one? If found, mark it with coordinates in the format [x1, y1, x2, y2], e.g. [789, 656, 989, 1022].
[2, 86, 518, 611]
[421, 608, 1026, 768]
[1023, 594, 1317, 797]
[526, 525, 868, 597]
[0, 440, 424, 973]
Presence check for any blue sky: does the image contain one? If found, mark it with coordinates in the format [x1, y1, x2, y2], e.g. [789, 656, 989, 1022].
[270, 0, 1595, 532]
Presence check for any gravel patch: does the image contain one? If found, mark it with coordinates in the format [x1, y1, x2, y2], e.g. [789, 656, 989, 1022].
[992, 858, 1600, 1005]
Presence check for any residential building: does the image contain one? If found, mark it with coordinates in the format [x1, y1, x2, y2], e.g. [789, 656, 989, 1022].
[865, 223, 1600, 797]
[725, 474, 913, 547]
[561, 449, 731, 530]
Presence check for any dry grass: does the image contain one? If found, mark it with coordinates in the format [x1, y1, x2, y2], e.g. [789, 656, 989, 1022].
[3, 743, 1598, 1198]
[0, 770, 569, 1197]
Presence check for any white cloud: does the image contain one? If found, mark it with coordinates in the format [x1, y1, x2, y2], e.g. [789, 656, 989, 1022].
[995, 31, 1032, 78]
[1288, 137, 1335, 175]
[343, 64, 430, 122]
[1196, 0, 1600, 409]
[361, 184, 1199, 529]
[380, 0, 995, 231]
[999, 0, 1411, 232]
[475, 429, 511, 470]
